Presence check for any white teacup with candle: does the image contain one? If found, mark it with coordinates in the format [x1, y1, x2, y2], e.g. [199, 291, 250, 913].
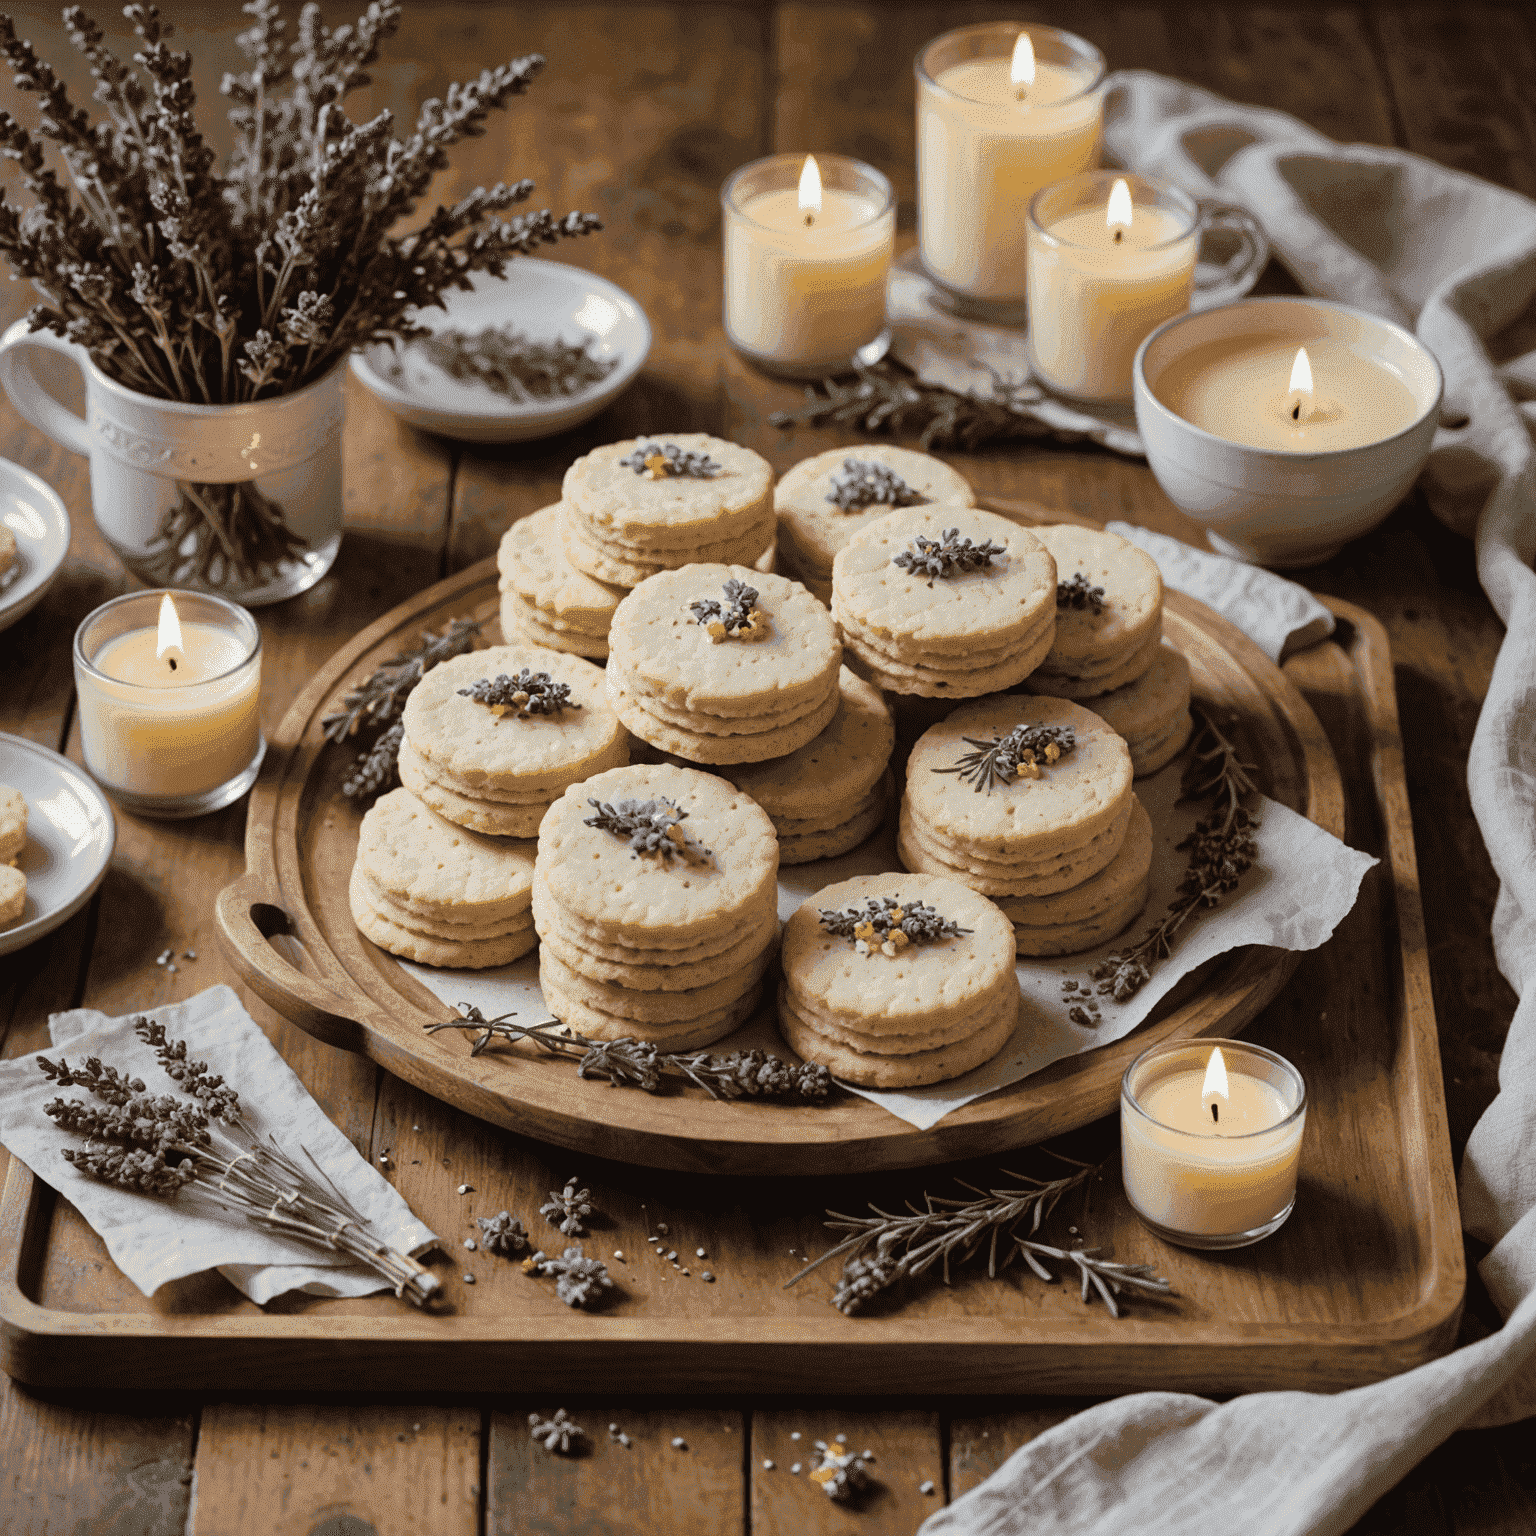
[1026, 172, 1268, 403]
[73, 589, 265, 818]
[1134, 296, 1443, 567]
[722, 153, 895, 379]
[1121, 1038, 1307, 1249]
[915, 23, 1107, 323]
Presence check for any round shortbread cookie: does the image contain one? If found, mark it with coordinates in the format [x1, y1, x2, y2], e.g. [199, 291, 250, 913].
[542, 972, 763, 1051]
[777, 776, 891, 866]
[398, 744, 548, 837]
[535, 912, 777, 998]
[608, 668, 841, 766]
[777, 982, 1018, 1088]
[356, 788, 535, 923]
[781, 975, 1014, 1055]
[838, 602, 1046, 669]
[401, 645, 625, 792]
[404, 734, 626, 806]
[608, 565, 842, 719]
[349, 867, 539, 969]
[832, 505, 1056, 655]
[499, 504, 626, 626]
[564, 435, 773, 549]
[536, 763, 779, 943]
[0, 863, 24, 927]
[904, 695, 1133, 860]
[498, 582, 609, 641]
[560, 512, 773, 589]
[1008, 876, 1149, 956]
[994, 798, 1152, 925]
[845, 620, 1056, 700]
[362, 873, 536, 942]
[903, 792, 1135, 880]
[1033, 524, 1163, 666]
[1063, 644, 1192, 763]
[540, 944, 768, 1025]
[539, 873, 776, 954]
[501, 594, 611, 661]
[719, 668, 892, 822]
[1126, 711, 1194, 777]
[774, 447, 977, 583]
[1031, 625, 1165, 699]
[775, 767, 890, 838]
[610, 655, 833, 737]
[781, 873, 1015, 1029]
[0, 784, 26, 864]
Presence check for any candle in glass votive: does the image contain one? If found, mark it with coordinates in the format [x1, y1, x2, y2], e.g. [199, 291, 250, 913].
[73, 590, 264, 818]
[916, 23, 1106, 318]
[722, 153, 895, 378]
[1027, 173, 1199, 402]
[1121, 1039, 1306, 1249]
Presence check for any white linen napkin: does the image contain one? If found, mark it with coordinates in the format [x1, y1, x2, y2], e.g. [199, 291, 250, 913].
[921, 67, 1536, 1536]
[0, 985, 437, 1306]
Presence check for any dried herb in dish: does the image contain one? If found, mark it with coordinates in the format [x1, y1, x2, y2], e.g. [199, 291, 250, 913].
[892, 527, 1006, 586]
[825, 457, 926, 512]
[401, 327, 617, 401]
[932, 723, 1076, 794]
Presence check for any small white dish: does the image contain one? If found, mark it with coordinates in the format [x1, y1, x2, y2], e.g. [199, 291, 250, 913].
[0, 733, 115, 956]
[350, 260, 651, 443]
[0, 458, 70, 635]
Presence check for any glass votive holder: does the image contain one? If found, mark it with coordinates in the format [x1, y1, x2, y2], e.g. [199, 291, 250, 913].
[915, 21, 1107, 323]
[721, 152, 895, 380]
[1120, 1038, 1307, 1250]
[73, 589, 265, 819]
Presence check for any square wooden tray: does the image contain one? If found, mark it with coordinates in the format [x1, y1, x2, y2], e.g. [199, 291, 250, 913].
[0, 600, 1463, 1395]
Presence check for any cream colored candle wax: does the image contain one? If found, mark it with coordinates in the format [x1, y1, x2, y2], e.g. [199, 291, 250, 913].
[1155, 335, 1423, 452]
[917, 27, 1105, 308]
[1028, 177, 1198, 401]
[1121, 1045, 1306, 1243]
[723, 154, 895, 376]
[76, 593, 262, 801]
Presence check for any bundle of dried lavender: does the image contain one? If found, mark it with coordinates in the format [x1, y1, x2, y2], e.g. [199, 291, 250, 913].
[788, 1158, 1173, 1318]
[403, 327, 617, 401]
[424, 1005, 834, 1102]
[38, 1017, 441, 1308]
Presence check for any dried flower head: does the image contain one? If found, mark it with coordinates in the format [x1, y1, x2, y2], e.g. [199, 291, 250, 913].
[477, 1210, 529, 1257]
[825, 457, 927, 512]
[403, 327, 617, 401]
[1057, 572, 1106, 615]
[810, 1444, 876, 1503]
[540, 1177, 594, 1237]
[892, 527, 1006, 586]
[583, 797, 712, 863]
[528, 1409, 583, 1454]
[457, 669, 578, 719]
[818, 896, 971, 957]
[932, 724, 1077, 794]
[689, 578, 763, 642]
[619, 440, 722, 479]
[526, 1245, 614, 1308]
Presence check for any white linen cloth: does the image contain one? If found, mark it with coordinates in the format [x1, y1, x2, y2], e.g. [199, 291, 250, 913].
[921, 70, 1536, 1536]
[0, 985, 437, 1305]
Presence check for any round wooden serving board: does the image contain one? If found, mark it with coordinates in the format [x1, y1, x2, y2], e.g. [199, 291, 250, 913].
[218, 516, 1343, 1175]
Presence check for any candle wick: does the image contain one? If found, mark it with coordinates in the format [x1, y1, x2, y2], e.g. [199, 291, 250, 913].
[1113, 228, 1123, 244]
[1291, 401, 1301, 421]
[168, 656, 177, 672]
[803, 211, 814, 228]
[1211, 1101, 1219, 1124]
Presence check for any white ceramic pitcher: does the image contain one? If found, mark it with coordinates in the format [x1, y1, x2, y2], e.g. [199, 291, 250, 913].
[0, 321, 344, 605]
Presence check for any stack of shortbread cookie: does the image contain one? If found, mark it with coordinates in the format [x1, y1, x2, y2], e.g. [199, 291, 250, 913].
[899, 696, 1149, 956]
[348, 788, 537, 967]
[498, 503, 625, 660]
[1029, 525, 1164, 698]
[832, 506, 1057, 697]
[606, 565, 843, 765]
[399, 644, 627, 836]
[778, 873, 1019, 1087]
[533, 764, 780, 1049]
[0, 783, 26, 929]
[560, 434, 774, 588]
[721, 667, 894, 863]
[1086, 642, 1194, 777]
[775, 446, 976, 606]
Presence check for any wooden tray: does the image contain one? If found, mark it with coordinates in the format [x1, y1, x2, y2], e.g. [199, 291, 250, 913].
[0, 599, 1463, 1393]
[206, 556, 1339, 1175]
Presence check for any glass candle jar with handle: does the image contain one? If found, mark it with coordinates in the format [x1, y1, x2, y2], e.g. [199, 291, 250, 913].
[1121, 1038, 1307, 1249]
[73, 589, 265, 819]
[722, 153, 895, 379]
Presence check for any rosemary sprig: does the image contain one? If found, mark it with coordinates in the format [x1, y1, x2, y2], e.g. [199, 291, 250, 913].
[1088, 712, 1261, 1003]
[933, 724, 1076, 794]
[424, 1006, 834, 1102]
[787, 1158, 1173, 1318]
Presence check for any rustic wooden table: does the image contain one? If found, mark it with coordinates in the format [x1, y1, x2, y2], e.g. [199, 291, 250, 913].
[2, 1, 1532, 1530]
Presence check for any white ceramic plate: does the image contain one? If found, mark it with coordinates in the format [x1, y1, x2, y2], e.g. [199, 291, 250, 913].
[0, 733, 115, 957]
[350, 260, 651, 443]
[0, 458, 70, 635]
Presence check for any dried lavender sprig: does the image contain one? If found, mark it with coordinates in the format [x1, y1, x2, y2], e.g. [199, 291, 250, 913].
[787, 1160, 1174, 1319]
[583, 796, 711, 863]
[457, 668, 578, 718]
[618, 440, 721, 478]
[817, 895, 971, 947]
[932, 724, 1076, 795]
[825, 457, 926, 512]
[424, 1006, 834, 1102]
[34, 1054, 144, 1105]
[342, 720, 403, 800]
[1057, 572, 1106, 615]
[322, 617, 483, 743]
[132, 1015, 240, 1120]
[407, 327, 618, 402]
[892, 527, 1006, 586]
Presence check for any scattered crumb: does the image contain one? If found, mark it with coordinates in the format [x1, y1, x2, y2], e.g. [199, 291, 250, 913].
[835, 1433, 847, 1444]
[671, 1437, 687, 1450]
[378, 1154, 391, 1167]
[463, 1272, 475, 1284]
[183, 949, 197, 960]
[413, 1424, 421, 1432]
[155, 949, 171, 966]
[166, 962, 178, 974]
[458, 1184, 474, 1194]
[920, 1480, 936, 1495]
[695, 1248, 706, 1258]
[413, 1124, 420, 1131]
[463, 1238, 477, 1251]
[790, 1463, 802, 1474]
[665, 1250, 677, 1261]
[613, 1250, 625, 1261]
[763, 1459, 775, 1470]
[618, 1433, 631, 1447]
[656, 1223, 669, 1235]
[790, 1432, 801, 1441]
[702, 1272, 714, 1282]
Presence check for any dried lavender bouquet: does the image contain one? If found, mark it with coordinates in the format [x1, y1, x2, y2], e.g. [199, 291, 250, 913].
[0, 1, 600, 585]
[37, 1016, 442, 1308]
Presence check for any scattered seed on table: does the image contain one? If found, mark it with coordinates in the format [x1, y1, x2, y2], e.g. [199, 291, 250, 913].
[458, 1184, 473, 1194]
[790, 1432, 801, 1441]
[463, 1272, 475, 1284]
[183, 950, 197, 960]
[378, 1155, 391, 1167]
[412, 1124, 420, 1131]
[666, 1250, 677, 1261]
[671, 1437, 687, 1450]
[696, 1248, 707, 1258]
[613, 1250, 625, 1261]
[702, 1272, 714, 1282]
[618, 1433, 631, 1447]
[155, 949, 171, 966]
[681, 1268, 690, 1276]
[762, 1459, 775, 1470]
[463, 1238, 477, 1251]
[835, 1433, 847, 1444]
[920, 1480, 936, 1495]
[790, 1462, 802, 1474]
[656, 1223, 669, 1235]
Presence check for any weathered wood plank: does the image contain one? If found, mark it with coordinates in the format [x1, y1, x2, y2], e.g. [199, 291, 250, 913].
[949, 1405, 1088, 1498]
[189, 1404, 479, 1536]
[487, 1407, 744, 1535]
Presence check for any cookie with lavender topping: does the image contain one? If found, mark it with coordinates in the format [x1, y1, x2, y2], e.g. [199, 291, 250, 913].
[1051, 642, 1193, 775]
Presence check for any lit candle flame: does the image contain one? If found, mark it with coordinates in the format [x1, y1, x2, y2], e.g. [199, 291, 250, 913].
[155, 593, 184, 672]
[798, 155, 822, 227]
[1010, 32, 1035, 95]
[1202, 1046, 1229, 1126]
[1106, 178, 1133, 243]
[1288, 346, 1314, 422]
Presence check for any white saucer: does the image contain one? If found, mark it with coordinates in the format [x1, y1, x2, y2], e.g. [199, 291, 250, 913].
[0, 734, 115, 956]
[350, 260, 651, 443]
[0, 458, 70, 635]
